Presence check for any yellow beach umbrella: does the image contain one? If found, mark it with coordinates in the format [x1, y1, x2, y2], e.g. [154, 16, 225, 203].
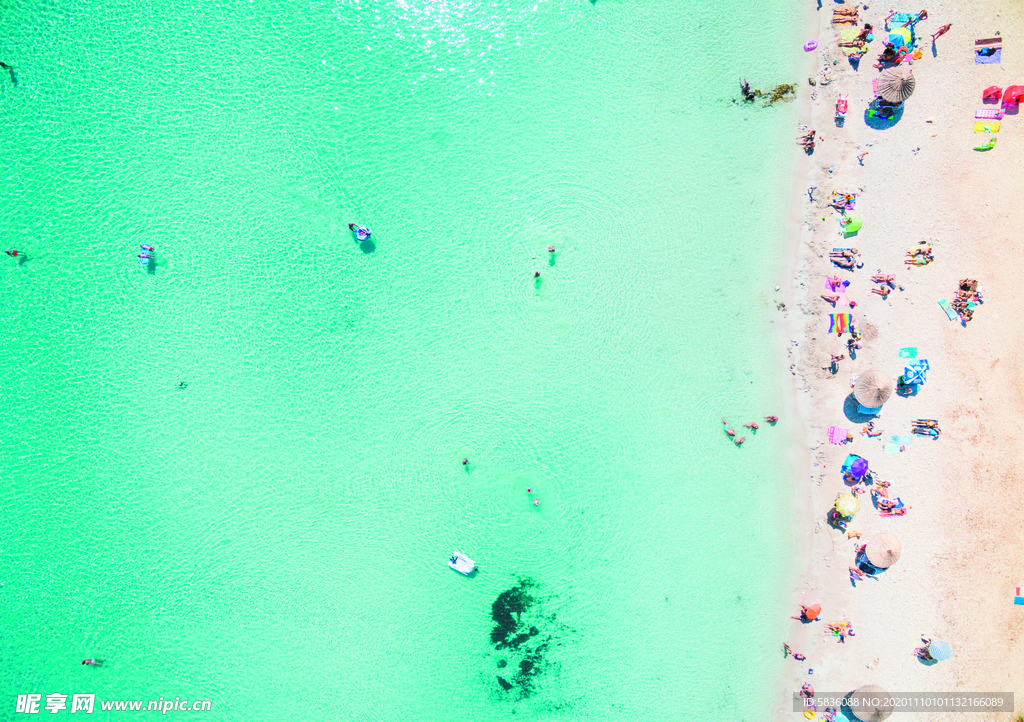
[835, 493, 861, 517]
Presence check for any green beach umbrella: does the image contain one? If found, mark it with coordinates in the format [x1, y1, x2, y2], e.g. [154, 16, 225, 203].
[835, 493, 861, 517]
[877, 66, 916, 104]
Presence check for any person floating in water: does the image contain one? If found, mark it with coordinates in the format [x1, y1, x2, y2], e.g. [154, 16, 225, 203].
[4, 249, 21, 257]
[547, 246, 555, 253]
[81, 659, 102, 666]
[765, 415, 779, 424]
[140, 244, 156, 253]
[740, 78, 755, 102]
[138, 253, 155, 260]
[348, 223, 371, 241]
[534, 271, 540, 278]
[462, 458, 468, 466]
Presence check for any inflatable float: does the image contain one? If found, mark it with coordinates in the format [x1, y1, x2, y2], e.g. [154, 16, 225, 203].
[804, 40, 818, 51]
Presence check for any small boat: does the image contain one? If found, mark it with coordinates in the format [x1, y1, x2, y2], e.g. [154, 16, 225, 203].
[447, 552, 475, 575]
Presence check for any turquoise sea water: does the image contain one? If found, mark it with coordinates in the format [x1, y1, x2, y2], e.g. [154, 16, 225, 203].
[1, 0, 802, 719]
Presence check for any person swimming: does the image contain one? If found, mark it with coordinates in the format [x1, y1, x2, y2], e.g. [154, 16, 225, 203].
[81, 659, 102, 666]
[4, 249, 20, 257]
[140, 244, 156, 252]
[348, 223, 371, 241]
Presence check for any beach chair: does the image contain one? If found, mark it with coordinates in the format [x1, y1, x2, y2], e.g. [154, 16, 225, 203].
[983, 86, 1003, 103]
[835, 96, 848, 126]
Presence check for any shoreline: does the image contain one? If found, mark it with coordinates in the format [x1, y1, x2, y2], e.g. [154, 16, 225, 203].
[775, 0, 1024, 719]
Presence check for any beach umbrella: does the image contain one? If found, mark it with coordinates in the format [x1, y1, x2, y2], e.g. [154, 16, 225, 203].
[848, 685, 894, 722]
[804, 604, 821, 621]
[835, 493, 861, 517]
[877, 66, 916, 104]
[854, 370, 894, 408]
[851, 457, 869, 477]
[865, 532, 902, 568]
[928, 640, 953, 661]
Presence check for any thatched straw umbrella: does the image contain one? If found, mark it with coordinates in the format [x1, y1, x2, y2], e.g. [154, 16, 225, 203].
[848, 685, 894, 722]
[865, 532, 902, 569]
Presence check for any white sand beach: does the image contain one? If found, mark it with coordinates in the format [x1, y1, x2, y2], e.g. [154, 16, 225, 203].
[776, 1, 1024, 718]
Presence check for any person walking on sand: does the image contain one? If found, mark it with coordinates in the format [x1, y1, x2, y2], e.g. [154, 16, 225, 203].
[931, 23, 951, 42]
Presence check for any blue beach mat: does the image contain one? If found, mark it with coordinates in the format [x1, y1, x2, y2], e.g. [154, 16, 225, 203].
[890, 435, 915, 445]
[884, 444, 903, 454]
[976, 48, 1002, 64]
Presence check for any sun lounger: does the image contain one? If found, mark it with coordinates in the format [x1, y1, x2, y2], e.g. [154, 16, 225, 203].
[976, 108, 1004, 120]
[974, 121, 1001, 133]
[975, 38, 1002, 64]
[938, 299, 959, 321]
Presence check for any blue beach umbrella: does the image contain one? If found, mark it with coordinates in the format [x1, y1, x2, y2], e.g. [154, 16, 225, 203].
[928, 640, 952, 661]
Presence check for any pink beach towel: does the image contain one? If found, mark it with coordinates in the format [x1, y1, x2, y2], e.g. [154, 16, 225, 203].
[976, 108, 1005, 120]
[828, 426, 849, 445]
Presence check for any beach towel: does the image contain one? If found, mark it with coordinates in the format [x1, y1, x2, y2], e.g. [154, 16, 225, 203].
[974, 121, 1001, 133]
[887, 13, 913, 30]
[829, 313, 852, 334]
[890, 435, 915, 445]
[938, 299, 959, 321]
[976, 108, 1005, 120]
[898, 347, 917, 359]
[1015, 587, 1024, 605]
[884, 443, 903, 454]
[828, 426, 850, 445]
[838, 27, 868, 55]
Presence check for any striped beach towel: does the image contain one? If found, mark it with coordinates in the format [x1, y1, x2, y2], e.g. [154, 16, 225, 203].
[829, 313, 853, 334]
[976, 108, 1004, 120]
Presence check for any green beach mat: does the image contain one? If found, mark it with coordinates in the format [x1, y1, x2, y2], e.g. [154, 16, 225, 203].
[898, 347, 917, 358]
[938, 299, 959, 321]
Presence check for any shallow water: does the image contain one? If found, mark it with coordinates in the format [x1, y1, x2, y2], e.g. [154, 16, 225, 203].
[0, 0, 801, 718]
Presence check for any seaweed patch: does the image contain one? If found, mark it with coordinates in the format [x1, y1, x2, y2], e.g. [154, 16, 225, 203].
[489, 578, 556, 699]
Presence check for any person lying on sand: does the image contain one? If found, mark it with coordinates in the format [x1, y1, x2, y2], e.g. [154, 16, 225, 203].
[907, 246, 931, 256]
[877, 499, 897, 512]
[831, 354, 845, 365]
[797, 130, 815, 142]
[905, 256, 932, 266]
[881, 507, 908, 517]
[849, 566, 865, 581]
[912, 420, 939, 428]
[855, 24, 873, 42]
[861, 426, 883, 438]
[830, 249, 858, 258]
[846, 337, 861, 352]
[960, 308, 974, 322]
[871, 274, 894, 284]
[822, 294, 840, 305]
[801, 684, 815, 698]
[835, 8, 858, 15]
[871, 287, 891, 297]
